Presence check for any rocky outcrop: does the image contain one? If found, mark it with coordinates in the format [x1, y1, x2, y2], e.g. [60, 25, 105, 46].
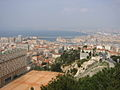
[61, 56, 113, 79]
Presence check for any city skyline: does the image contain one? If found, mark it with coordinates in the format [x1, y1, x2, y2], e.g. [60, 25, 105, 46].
[0, 0, 120, 32]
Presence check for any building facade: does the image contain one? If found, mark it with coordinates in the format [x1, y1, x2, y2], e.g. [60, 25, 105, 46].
[0, 49, 27, 87]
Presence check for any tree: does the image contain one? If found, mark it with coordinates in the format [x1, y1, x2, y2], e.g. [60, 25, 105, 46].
[30, 87, 34, 90]
[111, 55, 120, 63]
[50, 63, 62, 72]
[49, 49, 81, 72]
[89, 51, 92, 57]
[93, 47, 96, 56]
[83, 45, 87, 48]
[41, 64, 120, 90]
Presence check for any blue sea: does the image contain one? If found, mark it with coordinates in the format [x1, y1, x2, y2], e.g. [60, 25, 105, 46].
[0, 30, 87, 41]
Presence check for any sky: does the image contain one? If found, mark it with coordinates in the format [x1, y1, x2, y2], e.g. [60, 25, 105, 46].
[0, 0, 120, 32]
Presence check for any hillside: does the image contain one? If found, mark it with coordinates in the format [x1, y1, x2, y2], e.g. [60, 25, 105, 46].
[41, 64, 120, 90]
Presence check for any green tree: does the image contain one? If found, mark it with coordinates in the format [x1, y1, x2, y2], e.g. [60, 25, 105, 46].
[30, 87, 34, 90]
[41, 64, 120, 90]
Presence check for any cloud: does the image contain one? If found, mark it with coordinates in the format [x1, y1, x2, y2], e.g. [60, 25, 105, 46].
[63, 8, 76, 12]
[79, 8, 88, 12]
[63, 8, 88, 13]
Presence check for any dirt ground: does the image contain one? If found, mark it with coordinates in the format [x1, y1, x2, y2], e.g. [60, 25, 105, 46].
[1, 70, 61, 90]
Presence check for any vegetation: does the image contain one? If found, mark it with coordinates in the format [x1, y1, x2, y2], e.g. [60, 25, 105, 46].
[60, 49, 80, 65]
[70, 68, 78, 75]
[41, 64, 120, 90]
[50, 49, 80, 72]
[33, 66, 44, 70]
[99, 61, 109, 67]
[30, 87, 34, 90]
[33, 64, 50, 71]
[83, 45, 87, 48]
[111, 55, 120, 63]
[50, 62, 62, 72]
[77, 59, 89, 67]
[93, 47, 97, 56]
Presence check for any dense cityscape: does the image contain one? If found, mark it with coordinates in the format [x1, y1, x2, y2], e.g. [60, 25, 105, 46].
[0, 0, 120, 90]
[0, 31, 120, 89]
